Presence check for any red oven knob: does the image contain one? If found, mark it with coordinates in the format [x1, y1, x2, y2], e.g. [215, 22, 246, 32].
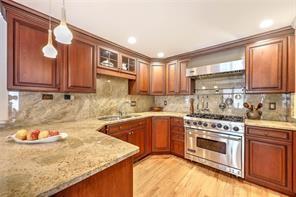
[211, 124, 216, 128]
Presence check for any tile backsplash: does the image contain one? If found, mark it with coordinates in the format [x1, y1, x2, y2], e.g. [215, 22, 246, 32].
[7, 75, 154, 127]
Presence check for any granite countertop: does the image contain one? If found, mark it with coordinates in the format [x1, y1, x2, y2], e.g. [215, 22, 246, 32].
[0, 111, 185, 197]
[245, 119, 296, 131]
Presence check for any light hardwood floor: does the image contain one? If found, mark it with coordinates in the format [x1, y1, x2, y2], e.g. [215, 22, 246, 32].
[133, 155, 288, 197]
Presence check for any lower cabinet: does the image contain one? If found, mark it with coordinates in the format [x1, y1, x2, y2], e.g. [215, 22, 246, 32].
[245, 126, 293, 195]
[53, 157, 133, 197]
[170, 117, 185, 157]
[105, 118, 150, 161]
[152, 117, 170, 153]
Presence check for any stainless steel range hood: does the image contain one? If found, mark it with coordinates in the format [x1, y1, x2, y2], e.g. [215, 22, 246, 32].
[186, 59, 245, 78]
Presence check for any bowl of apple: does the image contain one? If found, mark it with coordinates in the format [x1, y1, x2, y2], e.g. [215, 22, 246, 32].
[7, 129, 68, 144]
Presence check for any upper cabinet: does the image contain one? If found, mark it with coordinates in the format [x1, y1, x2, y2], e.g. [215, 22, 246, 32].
[129, 60, 150, 95]
[61, 31, 96, 93]
[246, 36, 295, 93]
[166, 59, 194, 95]
[5, 7, 96, 93]
[166, 60, 178, 95]
[97, 47, 137, 80]
[150, 63, 166, 95]
[178, 59, 194, 95]
[6, 9, 60, 92]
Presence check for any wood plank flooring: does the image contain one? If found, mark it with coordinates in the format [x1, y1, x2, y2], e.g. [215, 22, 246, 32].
[133, 155, 288, 197]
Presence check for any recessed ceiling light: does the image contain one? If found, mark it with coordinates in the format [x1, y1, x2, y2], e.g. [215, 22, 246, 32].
[259, 19, 273, 29]
[127, 36, 136, 44]
[157, 52, 164, 58]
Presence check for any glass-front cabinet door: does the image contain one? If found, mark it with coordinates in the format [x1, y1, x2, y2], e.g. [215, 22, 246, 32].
[120, 55, 136, 74]
[98, 47, 119, 70]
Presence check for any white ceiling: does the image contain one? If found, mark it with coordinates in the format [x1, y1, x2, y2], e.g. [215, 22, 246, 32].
[14, 0, 296, 58]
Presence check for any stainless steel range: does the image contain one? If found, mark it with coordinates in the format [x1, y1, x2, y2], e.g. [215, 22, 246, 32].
[184, 113, 245, 178]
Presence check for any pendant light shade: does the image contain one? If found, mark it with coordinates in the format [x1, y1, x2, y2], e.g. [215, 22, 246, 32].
[42, 30, 58, 58]
[54, 0, 73, 44]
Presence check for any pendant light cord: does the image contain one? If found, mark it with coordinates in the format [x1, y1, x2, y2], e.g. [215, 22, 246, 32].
[49, 0, 52, 30]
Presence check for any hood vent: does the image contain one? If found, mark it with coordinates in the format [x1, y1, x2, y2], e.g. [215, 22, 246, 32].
[186, 59, 245, 78]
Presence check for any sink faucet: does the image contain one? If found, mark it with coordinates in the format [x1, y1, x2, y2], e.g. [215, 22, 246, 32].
[118, 101, 131, 117]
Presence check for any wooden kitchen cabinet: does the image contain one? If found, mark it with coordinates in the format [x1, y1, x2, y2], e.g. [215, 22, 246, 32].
[166, 60, 179, 95]
[61, 31, 96, 93]
[166, 60, 194, 95]
[170, 117, 185, 157]
[178, 59, 194, 95]
[245, 126, 293, 195]
[6, 8, 60, 92]
[246, 36, 295, 93]
[128, 126, 146, 160]
[152, 117, 170, 153]
[53, 157, 133, 197]
[105, 118, 150, 161]
[150, 63, 166, 95]
[129, 60, 150, 94]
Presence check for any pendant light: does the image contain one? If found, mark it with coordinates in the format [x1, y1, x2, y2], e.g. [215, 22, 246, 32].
[42, 0, 58, 58]
[54, 0, 73, 44]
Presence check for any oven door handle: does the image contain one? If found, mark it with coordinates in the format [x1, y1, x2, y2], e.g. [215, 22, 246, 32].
[193, 131, 242, 141]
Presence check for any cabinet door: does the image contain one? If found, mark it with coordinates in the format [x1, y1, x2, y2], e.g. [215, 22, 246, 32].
[7, 11, 60, 92]
[128, 127, 146, 161]
[150, 63, 166, 95]
[179, 60, 193, 95]
[62, 31, 96, 93]
[246, 37, 287, 93]
[166, 61, 178, 95]
[245, 137, 293, 194]
[129, 60, 150, 94]
[152, 117, 170, 152]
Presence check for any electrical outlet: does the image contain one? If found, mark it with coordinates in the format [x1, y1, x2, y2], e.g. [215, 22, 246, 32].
[131, 101, 136, 107]
[64, 94, 71, 100]
[269, 102, 276, 110]
[42, 94, 53, 100]
[164, 100, 167, 106]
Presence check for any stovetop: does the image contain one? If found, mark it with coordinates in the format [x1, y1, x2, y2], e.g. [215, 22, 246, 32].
[184, 113, 245, 134]
[186, 113, 244, 122]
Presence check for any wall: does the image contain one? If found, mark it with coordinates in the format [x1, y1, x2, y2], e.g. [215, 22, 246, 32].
[155, 75, 291, 121]
[7, 75, 154, 127]
[0, 13, 8, 127]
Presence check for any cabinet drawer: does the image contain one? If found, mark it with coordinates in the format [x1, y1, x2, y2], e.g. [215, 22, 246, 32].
[246, 126, 292, 142]
[171, 117, 184, 127]
[171, 126, 184, 134]
[171, 118, 184, 127]
[171, 132, 184, 141]
[107, 119, 146, 134]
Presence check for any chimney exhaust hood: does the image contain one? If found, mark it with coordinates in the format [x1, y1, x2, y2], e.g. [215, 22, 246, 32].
[186, 59, 245, 78]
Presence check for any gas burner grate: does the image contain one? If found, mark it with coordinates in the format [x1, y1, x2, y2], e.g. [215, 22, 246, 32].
[186, 113, 244, 122]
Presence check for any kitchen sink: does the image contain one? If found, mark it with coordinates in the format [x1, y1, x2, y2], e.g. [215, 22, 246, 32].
[97, 115, 141, 121]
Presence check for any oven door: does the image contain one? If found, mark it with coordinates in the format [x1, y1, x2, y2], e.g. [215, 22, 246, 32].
[186, 128, 242, 170]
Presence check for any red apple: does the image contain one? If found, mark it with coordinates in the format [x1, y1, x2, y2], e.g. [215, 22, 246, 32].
[31, 129, 40, 140]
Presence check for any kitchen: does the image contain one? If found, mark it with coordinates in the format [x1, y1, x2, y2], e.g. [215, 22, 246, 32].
[0, 0, 296, 196]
